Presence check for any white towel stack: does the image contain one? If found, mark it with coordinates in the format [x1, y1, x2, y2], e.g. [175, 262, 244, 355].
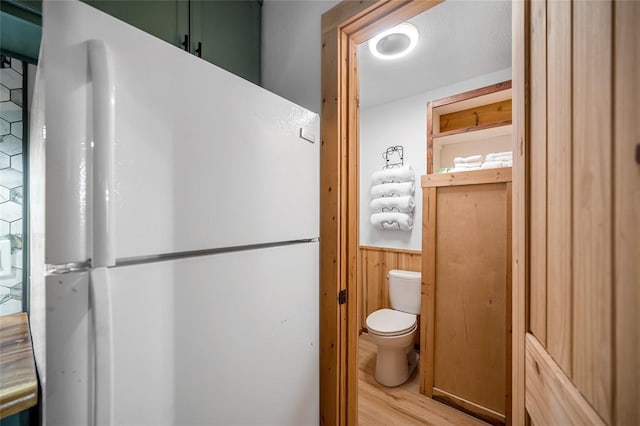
[370, 196, 414, 213]
[453, 154, 483, 171]
[370, 212, 413, 231]
[370, 182, 414, 199]
[371, 164, 415, 185]
[482, 151, 513, 168]
[370, 164, 415, 231]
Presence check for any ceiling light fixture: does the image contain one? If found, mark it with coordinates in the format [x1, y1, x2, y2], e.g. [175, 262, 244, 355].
[368, 23, 419, 60]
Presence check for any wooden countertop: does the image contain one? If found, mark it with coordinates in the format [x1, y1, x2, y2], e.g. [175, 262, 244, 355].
[0, 313, 38, 419]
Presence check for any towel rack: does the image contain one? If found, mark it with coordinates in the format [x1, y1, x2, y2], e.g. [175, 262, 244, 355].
[382, 145, 404, 169]
[382, 220, 402, 230]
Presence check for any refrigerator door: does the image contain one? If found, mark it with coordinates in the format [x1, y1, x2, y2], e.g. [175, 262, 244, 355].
[45, 272, 93, 426]
[43, 0, 319, 265]
[111, 242, 318, 425]
[45, 242, 318, 425]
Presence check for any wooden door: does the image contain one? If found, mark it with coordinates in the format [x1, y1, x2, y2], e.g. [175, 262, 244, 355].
[518, 0, 639, 424]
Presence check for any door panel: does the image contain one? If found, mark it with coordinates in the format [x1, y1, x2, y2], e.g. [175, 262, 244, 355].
[524, 0, 638, 424]
[528, 0, 547, 346]
[544, 0, 572, 375]
[613, 1, 640, 422]
[571, 3, 613, 420]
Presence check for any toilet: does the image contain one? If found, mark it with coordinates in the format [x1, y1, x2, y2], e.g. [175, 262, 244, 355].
[365, 269, 421, 387]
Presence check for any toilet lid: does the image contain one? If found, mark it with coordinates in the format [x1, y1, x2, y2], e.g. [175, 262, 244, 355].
[366, 309, 416, 336]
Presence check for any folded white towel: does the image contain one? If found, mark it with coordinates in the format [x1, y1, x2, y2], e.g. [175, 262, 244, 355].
[485, 151, 512, 161]
[370, 182, 414, 199]
[481, 160, 512, 169]
[454, 161, 483, 168]
[452, 166, 482, 172]
[370, 196, 415, 213]
[371, 164, 415, 185]
[454, 154, 483, 163]
[370, 212, 413, 231]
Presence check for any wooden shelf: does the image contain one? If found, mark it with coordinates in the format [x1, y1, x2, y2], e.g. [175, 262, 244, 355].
[421, 167, 512, 188]
[427, 81, 512, 174]
[0, 313, 38, 419]
[433, 122, 513, 145]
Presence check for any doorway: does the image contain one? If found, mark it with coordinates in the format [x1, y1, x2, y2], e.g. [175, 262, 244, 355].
[319, 1, 525, 424]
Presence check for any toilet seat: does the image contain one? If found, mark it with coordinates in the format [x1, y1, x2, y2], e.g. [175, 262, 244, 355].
[366, 308, 417, 336]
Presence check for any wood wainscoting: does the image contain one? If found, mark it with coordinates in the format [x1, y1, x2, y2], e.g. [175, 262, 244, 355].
[358, 246, 422, 334]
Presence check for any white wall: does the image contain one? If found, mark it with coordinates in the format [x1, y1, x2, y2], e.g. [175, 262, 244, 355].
[359, 68, 512, 251]
[261, 0, 339, 113]
[261, 1, 511, 251]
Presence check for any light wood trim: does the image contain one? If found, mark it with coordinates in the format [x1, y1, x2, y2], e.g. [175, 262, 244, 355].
[433, 120, 513, 140]
[545, 0, 572, 376]
[427, 101, 434, 174]
[433, 123, 512, 146]
[511, 0, 529, 424]
[0, 313, 38, 419]
[525, 333, 605, 425]
[359, 245, 421, 256]
[434, 89, 513, 116]
[421, 167, 512, 188]
[321, 1, 445, 423]
[505, 181, 513, 425]
[345, 35, 360, 426]
[421, 187, 437, 397]
[432, 388, 506, 425]
[320, 0, 379, 33]
[571, 2, 613, 422]
[345, 1, 444, 45]
[320, 22, 341, 426]
[431, 80, 512, 108]
[528, 0, 547, 347]
[439, 100, 512, 134]
[613, 1, 640, 423]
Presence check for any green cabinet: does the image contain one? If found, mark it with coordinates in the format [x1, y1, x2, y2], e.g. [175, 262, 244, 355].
[83, 0, 187, 48]
[0, 0, 42, 63]
[84, 0, 261, 85]
[190, 1, 261, 85]
[0, 0, 261, 84]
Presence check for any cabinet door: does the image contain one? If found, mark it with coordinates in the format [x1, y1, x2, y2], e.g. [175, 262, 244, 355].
[83, 0, 185, 49]
[191, 0, 261, 85]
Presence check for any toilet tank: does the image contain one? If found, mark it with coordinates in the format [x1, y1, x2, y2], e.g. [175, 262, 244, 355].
[388, 269, 421, 314]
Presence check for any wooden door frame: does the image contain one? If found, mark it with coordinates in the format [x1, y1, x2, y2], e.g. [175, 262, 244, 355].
[319, 0, 528, 424]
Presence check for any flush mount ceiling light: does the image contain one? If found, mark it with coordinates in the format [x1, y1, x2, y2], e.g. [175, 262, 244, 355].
[368, 23, 419, 60]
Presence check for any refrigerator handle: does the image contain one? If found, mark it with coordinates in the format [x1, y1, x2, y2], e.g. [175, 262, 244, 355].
[88, 40, 116, 267]
[90, 267, 114, 426]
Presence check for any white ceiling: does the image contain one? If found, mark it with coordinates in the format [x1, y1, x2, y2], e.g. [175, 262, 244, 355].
[358, 0, 512, 108]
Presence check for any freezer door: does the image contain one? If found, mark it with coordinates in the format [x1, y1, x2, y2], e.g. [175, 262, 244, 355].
[108, 242, 318, 425]
[43, 0, 319, 264]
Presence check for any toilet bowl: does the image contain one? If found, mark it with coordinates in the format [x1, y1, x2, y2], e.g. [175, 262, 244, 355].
[366, 308, 418, 386]
[365, 269, 421, 387]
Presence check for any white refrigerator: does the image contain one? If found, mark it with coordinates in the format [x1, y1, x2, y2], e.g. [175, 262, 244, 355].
[31, 1, 319, 425]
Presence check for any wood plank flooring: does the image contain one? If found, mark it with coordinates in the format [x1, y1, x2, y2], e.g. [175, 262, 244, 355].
[358, 333, 487, 425]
